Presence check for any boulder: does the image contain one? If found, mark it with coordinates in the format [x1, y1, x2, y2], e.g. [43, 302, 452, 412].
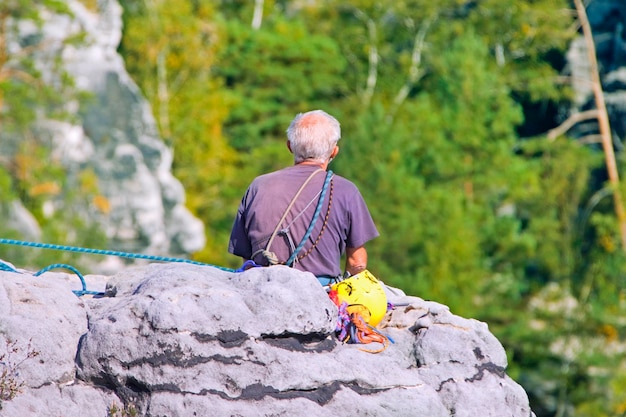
[5, 0, 206, 266]
[0, 263, 533, 416]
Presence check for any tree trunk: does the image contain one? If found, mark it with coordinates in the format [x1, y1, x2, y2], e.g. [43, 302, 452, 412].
[574, 0, 626, 251]
[252, 0, 264, 30]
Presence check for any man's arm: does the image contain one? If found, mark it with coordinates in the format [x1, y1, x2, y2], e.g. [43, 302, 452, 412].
[345, 246, 368, 276]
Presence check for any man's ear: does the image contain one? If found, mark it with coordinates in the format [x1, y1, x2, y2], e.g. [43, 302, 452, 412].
[330, 146, 339, 159]
[287, 140, 293, 153]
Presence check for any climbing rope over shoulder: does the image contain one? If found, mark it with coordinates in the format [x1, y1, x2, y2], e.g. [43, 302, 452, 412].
[251, 169, 334, 267]
[256, 168, 324, 264]
[285, 170, 334, 266]
[0, 238, 237, 297]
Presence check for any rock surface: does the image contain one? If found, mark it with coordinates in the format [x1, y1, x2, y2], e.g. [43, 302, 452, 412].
[5, 0, 205, 266]
[1, 263, 533, 416]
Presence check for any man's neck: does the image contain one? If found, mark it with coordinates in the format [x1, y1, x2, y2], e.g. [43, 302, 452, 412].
[296, 160, 328, 170]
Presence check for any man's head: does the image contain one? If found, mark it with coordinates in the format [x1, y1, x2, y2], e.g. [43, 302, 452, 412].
[286, 110, 341, 165]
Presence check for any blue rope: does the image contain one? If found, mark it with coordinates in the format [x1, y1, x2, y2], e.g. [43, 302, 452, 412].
[285, 170, 333, 267]
[0, 260, 100, 297]
[0, 238, 237, 297]
[34, 263, 102, 297]
[0, 238, 233, 270]
[0, 260, 16, 272]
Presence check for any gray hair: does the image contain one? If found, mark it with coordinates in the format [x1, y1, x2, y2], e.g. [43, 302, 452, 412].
[286, 110, 341, 164]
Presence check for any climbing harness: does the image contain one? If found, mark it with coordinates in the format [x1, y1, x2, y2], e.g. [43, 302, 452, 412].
[252, 169, 334, 267]
[0, 238, 235, 297]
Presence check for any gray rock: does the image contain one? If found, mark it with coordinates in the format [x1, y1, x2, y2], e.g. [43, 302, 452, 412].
[0, 263, 534, 417]
[5, 0, 205, 267]
[5, 200, 42, 241]
[0, 272, 86, 388]
[1, 384, 118, 417]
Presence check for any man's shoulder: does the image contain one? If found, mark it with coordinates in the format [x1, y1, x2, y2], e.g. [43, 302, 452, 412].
[249, 168, 289, 187]
[331, 173, 360, 193]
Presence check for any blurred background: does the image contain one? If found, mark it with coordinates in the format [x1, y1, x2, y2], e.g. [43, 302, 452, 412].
[1, 0, 626, 415]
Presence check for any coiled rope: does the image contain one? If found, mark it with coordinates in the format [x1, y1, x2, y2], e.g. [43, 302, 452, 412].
[0, 238, 236, 297]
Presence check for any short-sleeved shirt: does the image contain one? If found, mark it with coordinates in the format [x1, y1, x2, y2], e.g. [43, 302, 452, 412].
[228, 164, 379, 277]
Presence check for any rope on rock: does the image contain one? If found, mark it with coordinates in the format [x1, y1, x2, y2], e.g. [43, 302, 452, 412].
[0, 238, 233, 269]
[36, 263, 102, 297]
[0, 238, 237, 297]
[0, 259, 101, 297]
[0, 238, 395, 352]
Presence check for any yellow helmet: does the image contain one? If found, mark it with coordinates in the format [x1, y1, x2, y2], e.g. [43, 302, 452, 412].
[331, 270, 388, 326]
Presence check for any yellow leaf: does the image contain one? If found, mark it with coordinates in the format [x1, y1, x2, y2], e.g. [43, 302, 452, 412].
[93, 195, 111, 214]
[29, 182, 61, 197]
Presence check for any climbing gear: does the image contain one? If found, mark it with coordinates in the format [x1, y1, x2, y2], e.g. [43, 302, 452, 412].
[251, 169, 334, 267]
[1, 259, 104, 297]
[0, 240, 395, 352]
[251, 168, 324, 265]
[335, 301, 392, 353]
[329, 270, 388, 327]
[316, 274, 342, 288]
[328, 270, 394, 353]
[0, 238, 237, 297]
[0, 238, 219, 268]
[286, 174, 333, 266]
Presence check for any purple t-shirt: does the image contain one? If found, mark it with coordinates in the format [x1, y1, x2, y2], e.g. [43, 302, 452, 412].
[228, 164, 379, 277]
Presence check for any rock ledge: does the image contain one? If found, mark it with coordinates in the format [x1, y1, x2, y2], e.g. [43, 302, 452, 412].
[0, 263, 532, 417]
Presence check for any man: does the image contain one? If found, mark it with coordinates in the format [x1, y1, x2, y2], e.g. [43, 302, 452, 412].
[228, 110, 379, 286]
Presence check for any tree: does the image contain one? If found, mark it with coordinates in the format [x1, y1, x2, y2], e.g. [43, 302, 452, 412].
[119, 0, 241, 265]
[213, 17, 349, 152]
[0, 0, 72, 134]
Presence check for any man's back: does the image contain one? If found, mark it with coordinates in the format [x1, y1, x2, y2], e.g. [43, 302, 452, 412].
[228, 164, 378, 277]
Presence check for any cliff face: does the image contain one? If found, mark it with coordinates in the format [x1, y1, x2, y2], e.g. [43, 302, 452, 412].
[0, 264, 533, 417]
[5, 0, 205, 268]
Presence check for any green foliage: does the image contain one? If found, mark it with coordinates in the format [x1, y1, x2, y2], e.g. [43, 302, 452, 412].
[118, 0, 238, 264]
[213, 18, 348, 151]
[463, 0, 574, 98]
[0, 1, 107, 270]
[0, 140, 109, 269]
[331, 33, 526, 317]
[0, 1, 75, 134]
[108, 402, 138, 417]
[0, 0, 613, 416]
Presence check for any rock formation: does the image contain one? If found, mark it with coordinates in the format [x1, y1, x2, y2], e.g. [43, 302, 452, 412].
[4, 0, 205, 267]
[0, 263, 533, 416]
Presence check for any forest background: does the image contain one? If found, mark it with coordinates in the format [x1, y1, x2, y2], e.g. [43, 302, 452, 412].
[2, 0, 626, 416]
